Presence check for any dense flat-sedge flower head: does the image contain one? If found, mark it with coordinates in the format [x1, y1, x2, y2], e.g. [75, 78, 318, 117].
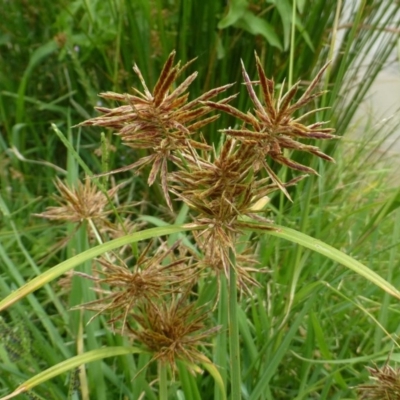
[75, 241, 192, 332]
[126, 293, 219, 372]
[171, 138, 304, 222]
[79, 50, 234, 209]
[357, 363, 400, 400]
[170, 137, 303, 282]
[196, 235, 270, 291]
[34, 177, 117, 228]
[204, 53, 337, 197]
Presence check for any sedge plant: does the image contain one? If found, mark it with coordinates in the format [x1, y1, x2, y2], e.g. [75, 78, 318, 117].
[1, 50, 400, 400]
[78, 50, 336, 399]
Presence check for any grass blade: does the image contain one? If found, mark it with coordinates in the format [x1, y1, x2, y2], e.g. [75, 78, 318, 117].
[243, 222, 400, 300]
[0, 347, 145, 400]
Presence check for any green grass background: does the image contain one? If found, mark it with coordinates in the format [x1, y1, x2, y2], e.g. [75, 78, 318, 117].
[1, 0, 400, 399]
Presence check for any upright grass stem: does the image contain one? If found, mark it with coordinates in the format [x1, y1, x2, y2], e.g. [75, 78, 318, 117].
[215, 276, 228, 400]
[158, 361, 168, 400]
[228, 248, 241, 400]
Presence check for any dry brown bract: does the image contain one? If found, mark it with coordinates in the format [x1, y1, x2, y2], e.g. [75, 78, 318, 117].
[170, 138, 304, 279]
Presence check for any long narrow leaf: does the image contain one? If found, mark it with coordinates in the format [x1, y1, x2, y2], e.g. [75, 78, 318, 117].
[202, 361, 227, 400]
[243, 222, 400, 300]
[0, 347, 145, 400]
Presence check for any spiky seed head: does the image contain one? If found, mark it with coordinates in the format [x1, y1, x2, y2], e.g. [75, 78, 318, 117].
[34, 177, 117, 229]
[79, 51, 234, 209]
[204, 53, 337, 195]
[75, 241, 195, 332]
[126, 293, 220, 372]
[357, 364, 400, 400]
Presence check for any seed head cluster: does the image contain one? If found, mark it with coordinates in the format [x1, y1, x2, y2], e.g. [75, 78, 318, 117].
[357, 364, 400, 400]
[126, 293, 220, 371]
[35, 177, 115, 226]
[74, 241, 192, 330]
[80, 50, 235, 209]
[38, 51, 335, 374]
[203, 54, 336, 197]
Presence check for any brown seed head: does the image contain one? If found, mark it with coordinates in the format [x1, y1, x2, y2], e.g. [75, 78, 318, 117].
[79, 51, 234, 209]
[76, 241, 194, 332]
[357, 363, 400, 399]
[34, 177, 117, 229]
[204, 53, 337, 196]
[170, 138, 303, 279]
[126, 293, 219, 372]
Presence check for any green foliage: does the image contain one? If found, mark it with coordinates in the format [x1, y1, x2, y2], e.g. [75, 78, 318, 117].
[1, 1, 400, 399]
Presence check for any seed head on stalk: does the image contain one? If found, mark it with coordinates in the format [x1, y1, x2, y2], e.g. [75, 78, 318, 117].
[79, 50, 235, 209]
[126, 291, 219, 373]
[203, 53, 337, 198]
[170, 137, 304, 281]
[357, 363, 400, 400]
[34, 177, 120, 234]
[74, 241, 194, 332]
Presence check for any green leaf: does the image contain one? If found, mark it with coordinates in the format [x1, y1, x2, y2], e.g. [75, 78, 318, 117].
[26, 40, 59, 73]
[268, 0, 314, 51]
[177, 362, 202, 400]
[292, 348, 389, 365]
[397, 37, 400, 63]
[218, 1, 282, 49]
[0, 347, 145, 400]
[202, 361, 227, 400]
[268, 0, 292, 50]
[310, 312, 347, 388]
[357, 186, 400, 245]
[215, 34, 226, 59]
[243, 222, 400, 300]
[237, 11, 282, 50]
[249, 298, 313, 400]
[218, 0, 248, 29]
[16, 40, 59, 123]
[295, 19, 315, 52]
[296, 0, 306, 14]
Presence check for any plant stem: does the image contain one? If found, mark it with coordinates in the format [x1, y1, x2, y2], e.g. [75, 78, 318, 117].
[215, 275, 228, 400]
[159, 361, 168, 400]
[229, 248, 241, 400]
[288, 0, 296, 87]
